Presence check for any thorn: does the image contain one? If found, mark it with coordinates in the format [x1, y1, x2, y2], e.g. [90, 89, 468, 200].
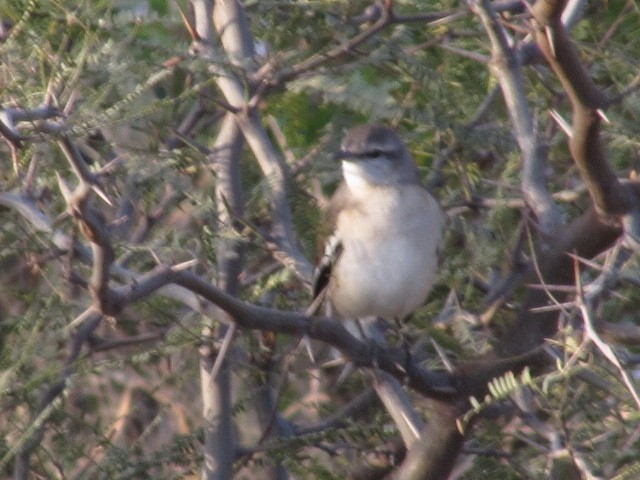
[177, 3, 199, 41]
[97, 155, 123, 175]
[565, 252, 605, 272]
[91, 184, 113, 206]
[150, 249, 162, 265]
[56, 172, 73, 203]
[545, 25, 556, 59]
[63, 89, 80, 116]
[549, 109, 573, 138]
[393, 360, 407, 375]
[172, 259, 199, 271]
[301, 334, 316, 364]
[319, 357, 347, 369]
[335, 361, 355, 386]
[210, 325, 237, 381]
[431, 338, 455, 373]
[596, 109, 611, 124]
[65, 306, 100, 332]
[162, 56, 183, 68]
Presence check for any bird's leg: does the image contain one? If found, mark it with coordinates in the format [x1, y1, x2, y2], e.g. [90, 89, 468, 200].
[328, 317, 373, 386]
[391, 316, 413, 381]
[296, 283, 332, 364]
[355, 316, 386, 381]
[393, 315, 412, 352]
[355, 317, 369, 342]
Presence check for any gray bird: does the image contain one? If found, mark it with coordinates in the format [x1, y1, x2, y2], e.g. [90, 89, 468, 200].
[313, 124, 444, 327]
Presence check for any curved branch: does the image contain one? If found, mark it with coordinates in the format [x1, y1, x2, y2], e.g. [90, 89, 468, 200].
[531, 0, 634, 218]
[177, 270, 458, 399]
[393, 401, 465, 480]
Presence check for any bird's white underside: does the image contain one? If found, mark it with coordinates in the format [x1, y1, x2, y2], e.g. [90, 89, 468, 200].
[330, 175, 444, 321]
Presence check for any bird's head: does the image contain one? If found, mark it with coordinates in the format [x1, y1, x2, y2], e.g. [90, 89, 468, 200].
[336, 124, 420, 190]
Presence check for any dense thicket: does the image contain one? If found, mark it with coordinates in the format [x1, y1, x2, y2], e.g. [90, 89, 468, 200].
[1, 1, 640, 479]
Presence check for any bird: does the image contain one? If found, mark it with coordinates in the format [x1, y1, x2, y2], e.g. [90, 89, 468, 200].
[313, 124, 445, 333]
[308, 124, 445, 446]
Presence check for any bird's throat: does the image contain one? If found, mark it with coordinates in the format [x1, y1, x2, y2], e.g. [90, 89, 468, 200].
[342, 160, 374, 195]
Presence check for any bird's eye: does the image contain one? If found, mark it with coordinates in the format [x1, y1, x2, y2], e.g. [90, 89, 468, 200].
[369, 149, 383, 158]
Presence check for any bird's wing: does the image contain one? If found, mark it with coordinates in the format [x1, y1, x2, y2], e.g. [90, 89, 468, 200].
[312, 182, 350, 300]
[312, 233, 342, 300]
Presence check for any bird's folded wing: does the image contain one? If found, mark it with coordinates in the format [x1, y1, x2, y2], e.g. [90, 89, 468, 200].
[312, 233, 342, 300]
[312, 182, 351, 301]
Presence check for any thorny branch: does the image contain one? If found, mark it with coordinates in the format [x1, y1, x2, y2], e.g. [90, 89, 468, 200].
[472, 0, 562, 236]
[2, 1, 640, 478]
[190, 0, 314, 283]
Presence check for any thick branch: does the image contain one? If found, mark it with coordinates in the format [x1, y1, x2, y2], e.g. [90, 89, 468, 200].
[392, 402, 465, 480]
[498, 208, 620, 356]
[199, 111, 244, 480]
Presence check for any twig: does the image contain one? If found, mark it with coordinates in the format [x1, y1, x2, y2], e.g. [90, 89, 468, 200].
[574, 255, 640, 409]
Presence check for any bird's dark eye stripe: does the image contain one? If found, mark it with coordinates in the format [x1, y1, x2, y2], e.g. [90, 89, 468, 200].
[358, 149, 390, 159]
[336, 148, 395, 160]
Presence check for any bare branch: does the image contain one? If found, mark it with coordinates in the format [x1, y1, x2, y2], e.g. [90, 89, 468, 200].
[199, 110, 244, 479]
[253, 1, 395, 88]
[190, 0, 314, 283]
[84, 259, 458, 399]
[0, 104, 63, 154]
[472, 0, 562, 235]
[577, 276, 640, 409]
[532, 0, 640, 250]
[55, 143, 117, 317]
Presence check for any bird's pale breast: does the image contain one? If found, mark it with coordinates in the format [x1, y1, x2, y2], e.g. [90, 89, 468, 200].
[331, 184, 443, 320]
